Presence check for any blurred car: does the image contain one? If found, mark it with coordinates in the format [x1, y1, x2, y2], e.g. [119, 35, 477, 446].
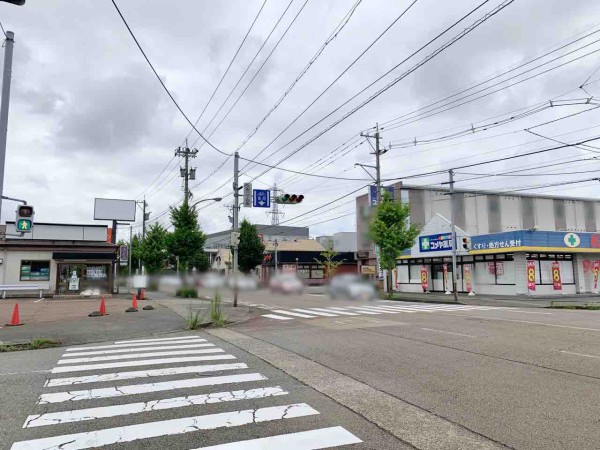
[199, 273, 225, 289]
[329, 274, 376, 301]
[227, 275, 258, 291]
[269, 273, 304, 294]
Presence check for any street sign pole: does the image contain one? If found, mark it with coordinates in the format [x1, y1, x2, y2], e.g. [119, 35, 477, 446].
[0, 31, 15, 224]
[449, 169, 459, 302]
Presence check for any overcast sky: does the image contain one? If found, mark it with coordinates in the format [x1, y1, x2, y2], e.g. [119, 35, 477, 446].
[2, 0, 600, 241]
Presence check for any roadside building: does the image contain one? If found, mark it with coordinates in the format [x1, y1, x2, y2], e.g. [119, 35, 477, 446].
[356, 184, 600, 296]
[205, 225, 309, 250]
[0, 222, 118, 297]
[316, 232, 357, 252]
[261, 239, 357, 285]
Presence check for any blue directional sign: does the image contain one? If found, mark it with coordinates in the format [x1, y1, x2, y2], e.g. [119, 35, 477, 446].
[253, 189, 271, 208]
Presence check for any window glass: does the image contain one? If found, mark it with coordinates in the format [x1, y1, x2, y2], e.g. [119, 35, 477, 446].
[409, 265, 422, 284]
[311, 268, 324, 279]
[474, 261, 496, 285]
[397, 265, 409, 283]
[20, 260, 50, 281]
[495, 260, 515, 285]
[540, 260, 554, 284]
[297, 268, 310, 279]
[559, 260, 574, 284]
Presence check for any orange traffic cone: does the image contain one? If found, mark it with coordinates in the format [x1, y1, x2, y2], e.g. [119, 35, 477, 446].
[6, 303, 23, 326]
[132, 294, 138, 309]
[99, 297, 107, 316]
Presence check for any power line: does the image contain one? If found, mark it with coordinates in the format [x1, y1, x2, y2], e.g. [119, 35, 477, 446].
[193, 0, 311, 152]
[239, 0, 421, 174]
[247, 0, 515, 182]
[110, 0, 229, 156]
[0, 20, 6, 38]
[379, 26, 600, 130]
[190, 0, 297, 150]
[182, 0, 268, 145]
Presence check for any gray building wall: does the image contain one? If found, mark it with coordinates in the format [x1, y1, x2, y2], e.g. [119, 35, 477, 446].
[205, 225, 309, 249]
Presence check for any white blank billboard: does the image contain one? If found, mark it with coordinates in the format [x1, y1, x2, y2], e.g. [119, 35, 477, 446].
[94, 198, 136, 221]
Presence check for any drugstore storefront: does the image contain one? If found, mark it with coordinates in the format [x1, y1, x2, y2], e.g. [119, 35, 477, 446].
[394, 230, 600, 296]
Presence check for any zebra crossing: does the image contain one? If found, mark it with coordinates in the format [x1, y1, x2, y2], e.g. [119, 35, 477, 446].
[261, 302, 512, 321]
[10, 334, 362, 449]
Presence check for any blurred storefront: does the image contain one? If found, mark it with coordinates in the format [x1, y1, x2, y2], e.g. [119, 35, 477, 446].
[1, 222, 118, 297]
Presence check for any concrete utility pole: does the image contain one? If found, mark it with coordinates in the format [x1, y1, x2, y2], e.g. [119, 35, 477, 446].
[0, 31, 15, 224]
[359, 123, 389, 290]
[175, 144, 198, 203]
[128, 225, 133, 277]
[274, 239, 279, 272]
[232, 151, 240, 307]
[448, 169, 459, 302]
[142, 199, 148, 239]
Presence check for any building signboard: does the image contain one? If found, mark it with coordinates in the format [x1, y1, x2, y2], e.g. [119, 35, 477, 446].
[282, 264, 296, 273]
[419, 233, 453, 252]
[361, 265, 376, 275]
[471, 231, 600, 252]
[357, 250, 370, 259]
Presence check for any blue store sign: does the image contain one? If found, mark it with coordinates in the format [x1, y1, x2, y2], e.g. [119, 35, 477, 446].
[419, 233, 453, 252]
[470, 230, 600, 252]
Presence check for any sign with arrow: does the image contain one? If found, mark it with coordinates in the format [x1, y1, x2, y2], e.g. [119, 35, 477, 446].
[253, 189, 271, 208]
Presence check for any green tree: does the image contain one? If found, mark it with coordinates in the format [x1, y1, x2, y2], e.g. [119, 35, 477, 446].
[140, 223, 169, 274]
[369, 192, 420, 296]
[315, 242, 344, 278]
[167, 202, 209, 273]
[238, 219, 265, 273]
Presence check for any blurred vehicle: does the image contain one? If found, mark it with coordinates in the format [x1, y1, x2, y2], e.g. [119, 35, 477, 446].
[329, 274, 376, 301]
[269, 273, 304, 295]
[227, 275, 258, 291]
[199, 272, 225, 289]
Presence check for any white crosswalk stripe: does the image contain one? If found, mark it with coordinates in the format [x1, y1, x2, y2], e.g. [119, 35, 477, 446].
[261, 302, 517, 321]
[10, 335, 362, 449]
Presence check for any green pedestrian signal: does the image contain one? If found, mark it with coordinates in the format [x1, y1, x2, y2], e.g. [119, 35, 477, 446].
[17, 219, 31, 231]
[16, 205, 34, 233]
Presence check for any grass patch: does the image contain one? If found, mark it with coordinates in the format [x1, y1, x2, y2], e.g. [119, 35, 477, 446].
[176, 287, 198, 298]
[210, 292, 227, 327]
[186, 304, 207, 330]
[549, 304, 600, 310]
[0, 338, 61, 352]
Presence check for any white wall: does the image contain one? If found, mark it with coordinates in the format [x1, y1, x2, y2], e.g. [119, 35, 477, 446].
[500, 196, 521, 231]
[475, 195, 489, 234]
[565, 200, 577, 231]
[7, 223, 107, 242]
[573, 201, 587, 232]
[534, 198, 555, 230]
[2, 250, 55, 291]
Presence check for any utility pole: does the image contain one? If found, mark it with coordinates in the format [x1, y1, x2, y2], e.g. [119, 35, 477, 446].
[128, 225, 133, 278]
[0, 31, 15, 224]
[274, 239, 279, 273]
[448, 169, 459, 302]
[359, 123, 389, 290]
[142, 199, 148, 239]
[232, 151, 240, 307]
[175, 144, 198, 203]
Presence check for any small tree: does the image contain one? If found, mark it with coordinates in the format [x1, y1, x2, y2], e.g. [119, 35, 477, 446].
[167, 202, 208, 273]
[315, 242, 344, 279]
[238, 219, 265, 273]
[140, 223, 168, 274]
[369, 191, 420, 297]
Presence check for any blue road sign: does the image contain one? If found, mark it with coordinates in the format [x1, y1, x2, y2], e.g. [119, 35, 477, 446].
[253, 189, 271, 208]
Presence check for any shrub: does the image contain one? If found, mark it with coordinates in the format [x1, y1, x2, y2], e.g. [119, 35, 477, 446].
[210, 292, 226, 327]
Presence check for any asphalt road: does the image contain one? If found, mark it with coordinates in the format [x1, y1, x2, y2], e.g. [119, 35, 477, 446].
[221, 288, 600, 450]
[2, 288, 599, 449]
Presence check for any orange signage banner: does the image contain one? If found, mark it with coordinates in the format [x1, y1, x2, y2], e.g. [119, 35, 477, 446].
[551, 261, 562, 291]
[464, 265, 472, 293]
[420, 266, 428, 290]
[107, 228, 113, 244]
[526, 260, 536, 291]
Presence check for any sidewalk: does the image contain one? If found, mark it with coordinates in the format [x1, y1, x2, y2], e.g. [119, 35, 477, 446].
[385, 291, 600, 308]
[0, 295, 186, 345]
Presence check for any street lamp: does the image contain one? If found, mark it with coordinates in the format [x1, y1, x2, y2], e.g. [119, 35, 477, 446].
[190, 197, 222, 208]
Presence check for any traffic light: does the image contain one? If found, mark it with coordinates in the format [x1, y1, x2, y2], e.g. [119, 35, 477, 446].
[462, 237, 471, 251]
[274, 194, 304, 204]
[16, 205, 34, 233]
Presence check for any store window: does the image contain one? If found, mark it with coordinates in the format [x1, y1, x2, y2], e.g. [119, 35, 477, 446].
[57, 263, 110, 294]
[473, 254, 515, 285]
[311, 267, 324, 279]
[20, 260, 50, 281]
[297, 264, 310, 279]
[525, 254, 574, 285]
